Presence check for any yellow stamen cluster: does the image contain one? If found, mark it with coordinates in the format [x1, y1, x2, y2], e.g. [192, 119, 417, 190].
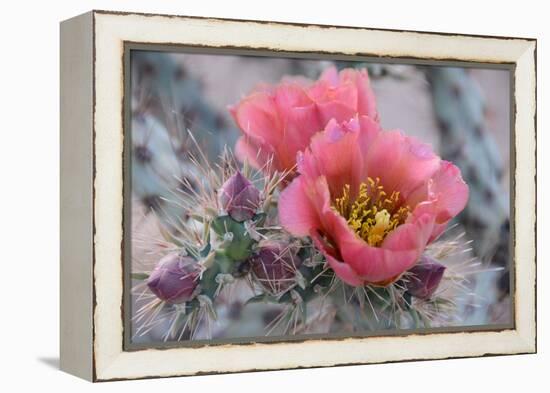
[333, 178, 410, 247]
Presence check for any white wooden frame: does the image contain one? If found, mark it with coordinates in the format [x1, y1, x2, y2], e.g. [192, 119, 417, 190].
[60, 10, 536, 382]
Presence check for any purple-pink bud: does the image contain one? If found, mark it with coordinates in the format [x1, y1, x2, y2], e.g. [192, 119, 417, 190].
[250, 241, 301, 294]
[219, 171, 261, 222]
[147, 253, 200, 304]
[406, 255, 446, 300]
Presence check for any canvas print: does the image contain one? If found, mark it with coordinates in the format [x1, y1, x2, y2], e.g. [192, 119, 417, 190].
[127, 49, 512, 346]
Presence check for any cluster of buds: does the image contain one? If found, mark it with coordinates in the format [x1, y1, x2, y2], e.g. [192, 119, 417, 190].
[146, 170, 265, 305]
[145, 170, 307, 306]
[218, 172, 303, 295]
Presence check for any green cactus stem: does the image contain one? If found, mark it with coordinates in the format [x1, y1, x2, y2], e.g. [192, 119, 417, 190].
[426, 67, 510, 269]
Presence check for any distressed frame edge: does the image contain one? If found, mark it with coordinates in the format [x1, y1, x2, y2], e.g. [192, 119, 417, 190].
[91, 8, 537, 42]
[59, 11, 95, 381]
[512, 39, 537, 354]
[89, 11, 537, 382]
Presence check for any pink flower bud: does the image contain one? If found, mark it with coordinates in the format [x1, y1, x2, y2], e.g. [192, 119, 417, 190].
[219, 171, 261, 222]
[406, 255, 446, 300]
[250, 241, 301, 294]
[147, 253, 200, 304]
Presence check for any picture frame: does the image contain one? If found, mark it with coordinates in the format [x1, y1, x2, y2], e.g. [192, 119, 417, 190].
[60, 10, 536, 382]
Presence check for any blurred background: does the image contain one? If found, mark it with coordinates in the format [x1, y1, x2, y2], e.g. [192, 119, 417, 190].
[130, 50, 512, 343]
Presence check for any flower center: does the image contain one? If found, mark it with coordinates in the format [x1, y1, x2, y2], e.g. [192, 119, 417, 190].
[333, 177, 410, 247]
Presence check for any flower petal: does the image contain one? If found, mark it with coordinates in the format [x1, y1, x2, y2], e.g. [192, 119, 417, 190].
[298, 116, 381, 198]
[234, 136, 277, 171]
[315, 101, 357, 126]
[318, 66, 339, 86]
[334, 227, 420, 284]
[232, 92, 281, 147]
[307, 119, 363, 196]
[278, 104, 322, 161]
[406, 161, 469, 240]
[382, 210, 435, 252]
[278, 176, 321, 237]
[340, 68, 378, 121]
[274, 83, 314, 109]
[430, 161, 469, 223]
[311, 232, 364, 286]
[364, 130, 441, 199]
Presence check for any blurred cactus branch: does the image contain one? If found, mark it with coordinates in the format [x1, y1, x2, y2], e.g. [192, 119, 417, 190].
[131, 51, 236, 226]
[425, 67, 510, 288]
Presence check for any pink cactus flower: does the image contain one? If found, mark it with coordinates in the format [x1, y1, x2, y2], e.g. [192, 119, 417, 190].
[230, 67, 378, 178]
[278, 116, 468, 286]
